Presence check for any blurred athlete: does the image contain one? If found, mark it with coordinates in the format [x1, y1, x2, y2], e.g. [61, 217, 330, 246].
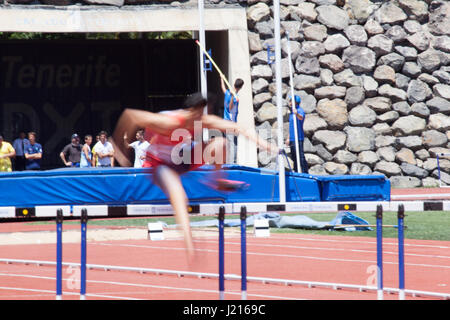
[110, 92, 278, 260]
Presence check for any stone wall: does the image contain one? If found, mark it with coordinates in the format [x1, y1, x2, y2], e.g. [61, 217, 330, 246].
[243, 0, 450, 188]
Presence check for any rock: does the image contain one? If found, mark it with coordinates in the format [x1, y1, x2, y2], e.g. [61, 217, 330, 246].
[342, 46, 376, 73]
[415, 149, 430, 160]
[324, 162, 349, 175]
[392, 101, 411, 116]
[378, 84, 407, 102]
[395, 45, 418, 61]
[364, 18, 384, 36]
[345, 86, 365, 108]
[348, 105, 377, 127]
[316, 98, 348, 129]
[433, 70, 450, 85]
[392, 115, 426, 135]
[254, 21, 274, 38]
[411, 102, 430, 118]
[251, 65, 273, 79]
[429, 147, 450, 157]
[385, 25, 408, 43]
[418, 49, 445, 73]
[400, 163, 429, 178]
[363, 96, 391, 113]
[320, 69, 334, 86]
[375, 135, 396, 148]
[396, 136, 424, 151]
[250, 51, 269, 65]
[253, 92, 272, 107]
[281, 21, 303, 41]
[375, 161, 402, 175]
[312, 130, 347, 152]
[361, 75, 379, 97]
[428, 1, 450, 36]
[293, 74, 322, 91]
[333, 69, 362, 87]
[314, 86, 347, 99]
[428, 113, 450, 131]
[303, 114, 328, 135]
[315, 144, 333, 161]
[270, 58, 291, 79]
[407, 80, 433, 103]
[426, 97, 450, 114]
[323, 34, 351, 53]
[300, 41, 326, 57]
[319, 54, 345, 73]
[282, 40, 302, 61]
[407, 31, 432, 51]
[303, 137, 317, 153]
[433, 36, 450, 53]
[418, 73, 440, 85]
[367, 34, 394, 56]
[247, 2, 271, 24]
[345, 0, 378, 23]
[255, 102, 278, 122]
[252, 78, 269, 95]
[344, 126, 376, 152]
[389, 176, 421, 188]
[404, 20, 422, 34]
[292, 2, 318, 22]
[358, 150, 379, 166]
[333, 150, 357, 164]
[422, 130, 448, 147]
[297, 91, 318, 113]
[377, 111, 400, 123]
[316, 5, 350, 30]
[398, 0, 429, 22]
[350, 163, 372, 175]
[396, 74, 411, 91]
[422, 177, 440, 188]
[402, 62, 422, 78]
[396, 148, 416, 165]
[304, 24, 328, 42]
[372, 123, 392, 135]
[255, 121, 272, 138]
[344, 25, 368, 46]
[377, 146, 396, 162]
[248, 32, 263, 53]
[373, 65, 396, 85]
[377, 53, 405, 72]
[433, 84, 450, 100]
[295, 56, 320, 75]
[374, 3, 407, 24]
[305, 153, 325, 166]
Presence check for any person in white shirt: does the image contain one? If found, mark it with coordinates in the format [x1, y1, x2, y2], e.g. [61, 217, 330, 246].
[92, 131, 114, 167]
[123, 129, 150, 168]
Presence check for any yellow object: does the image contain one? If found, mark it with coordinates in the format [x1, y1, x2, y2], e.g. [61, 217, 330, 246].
[0, 142, 14, 172]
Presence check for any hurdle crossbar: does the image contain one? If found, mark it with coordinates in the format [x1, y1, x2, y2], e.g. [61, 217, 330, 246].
[1, 258, 448, 300]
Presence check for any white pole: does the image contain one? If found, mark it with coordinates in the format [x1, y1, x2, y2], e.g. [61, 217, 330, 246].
[274, 0, 286, 203]
[286, 32, 301, 173]
[198, 0, 209, 143]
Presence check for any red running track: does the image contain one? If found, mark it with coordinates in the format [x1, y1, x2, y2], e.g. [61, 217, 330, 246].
[0, 231, 448, 300]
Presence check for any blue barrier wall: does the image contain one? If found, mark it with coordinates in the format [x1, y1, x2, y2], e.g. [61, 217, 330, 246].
[0, 165, 389, 207]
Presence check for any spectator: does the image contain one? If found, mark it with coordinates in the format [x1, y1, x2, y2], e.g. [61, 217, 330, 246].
[24, 132, 43, 170]
[12, 131, 29, 171]
[285, 95, 308, 174]
[0, 134, 16, 172]
[123, 129, 150, 168]
[80, 135, 93, 168]
[91, 134, 100, 167]
[92, 131, 114, 167]
[60, 134, 81, 167]
[221, 77, 244, 164]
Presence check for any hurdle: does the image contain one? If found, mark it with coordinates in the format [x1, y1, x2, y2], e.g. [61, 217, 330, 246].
[218, 205, 247, 300]
[55, 208, 88, 300]
[376, 204, 406, 300]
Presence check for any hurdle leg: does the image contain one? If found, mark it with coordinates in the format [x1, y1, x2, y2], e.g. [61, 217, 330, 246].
[80, 209, 88, 300]
[240, 206, 247, 300]
[375, 205, 383, 300]
[56, 209, 63, 300]
[398, 204, 405, 300]
[218, 206, 225, 300]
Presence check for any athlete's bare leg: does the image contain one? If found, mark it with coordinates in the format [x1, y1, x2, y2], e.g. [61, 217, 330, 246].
[154, 165, 195, 260]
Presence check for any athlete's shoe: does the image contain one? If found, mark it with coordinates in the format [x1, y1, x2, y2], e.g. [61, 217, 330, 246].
[214, 178, 250, 191]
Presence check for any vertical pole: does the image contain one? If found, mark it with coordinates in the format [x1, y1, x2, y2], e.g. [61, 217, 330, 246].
[376, 204, 383, 300]
[56, 209, 63, 300]
[218, 206, 225, 300]
[286, 31, 301, 173]
[273, 0, 286, 202]
[398, 204, 405, 300]
[240, 206, 247, 300]
[198, 0, 209, 143]
[80, 208, 88, 300]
